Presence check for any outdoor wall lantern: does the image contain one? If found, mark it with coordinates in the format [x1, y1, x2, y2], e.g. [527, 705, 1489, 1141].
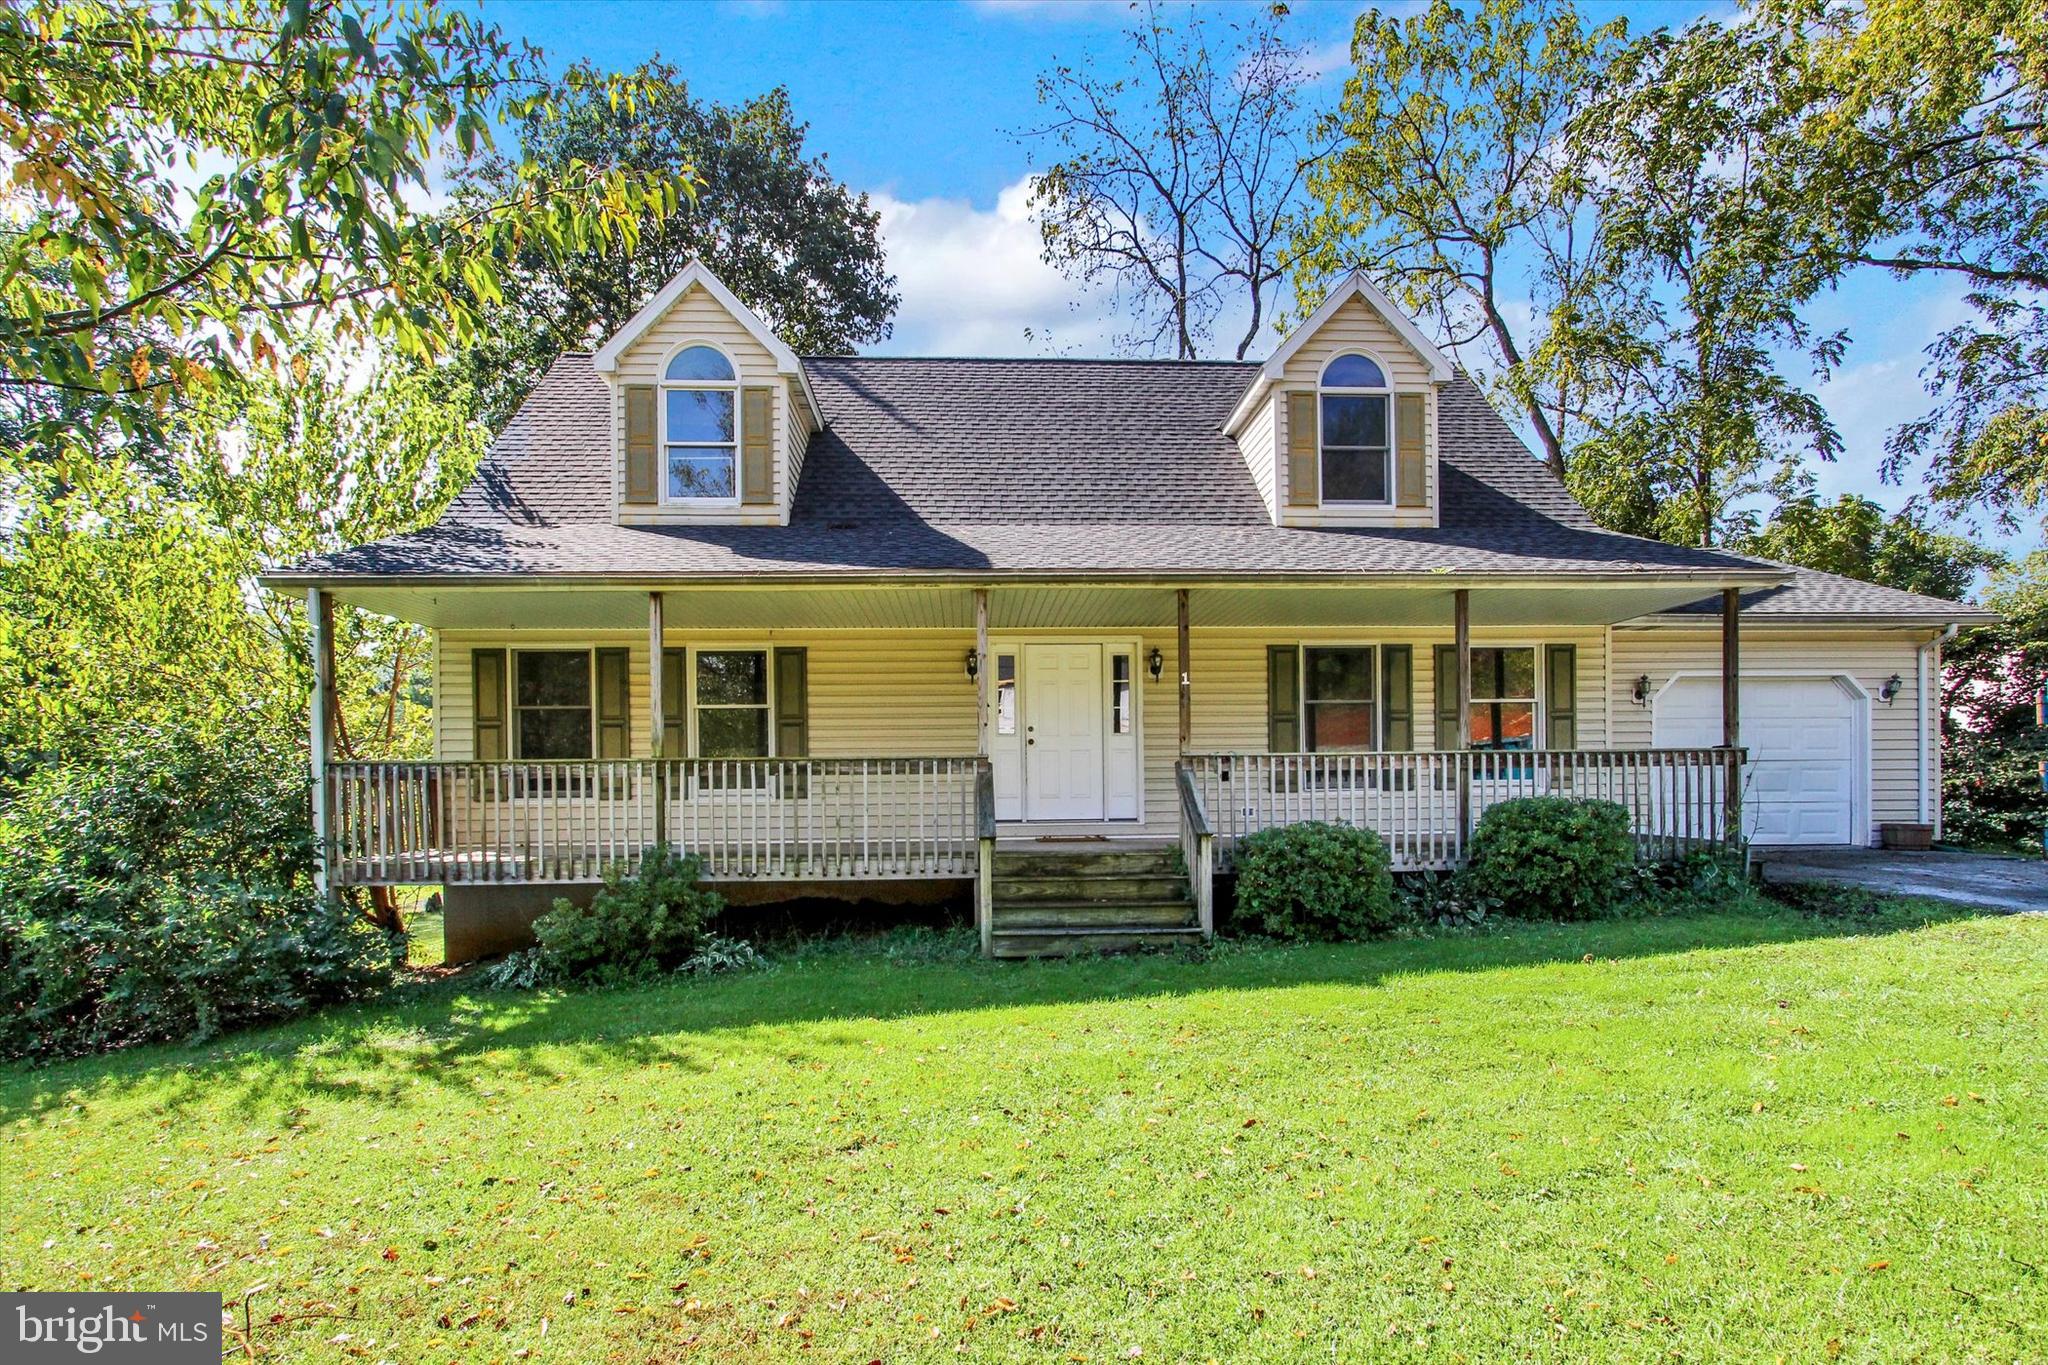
[1631, 674, 1652, 706]
[1880, 672, 1904, 704]
[964, 648, 980, 682]
[1148, 648, 1165, 682]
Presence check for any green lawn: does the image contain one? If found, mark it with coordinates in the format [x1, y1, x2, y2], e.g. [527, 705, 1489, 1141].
[3, 905, 2043, 1363]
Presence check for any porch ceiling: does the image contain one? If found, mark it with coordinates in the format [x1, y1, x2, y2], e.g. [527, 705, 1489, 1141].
[325, 578, 1757, 632]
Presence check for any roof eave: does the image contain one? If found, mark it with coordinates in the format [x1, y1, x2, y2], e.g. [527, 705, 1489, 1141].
[259, 566, 1793, 593]
[1623, 609, 1996, 629]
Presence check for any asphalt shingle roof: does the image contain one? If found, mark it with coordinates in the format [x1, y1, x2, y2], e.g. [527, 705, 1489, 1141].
[1665, 564, 1996, 622]
[268, 354, 1973, 619]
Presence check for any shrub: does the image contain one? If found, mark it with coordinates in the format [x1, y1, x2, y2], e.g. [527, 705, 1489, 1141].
[530, 847, 724, 987]
[680, 934, 771, 977]
[1460, 796, 1637, 920]
[0, 726, 397, 1060]
[1398, 869, 1498, 928]
[1233, 820, 1402, 940]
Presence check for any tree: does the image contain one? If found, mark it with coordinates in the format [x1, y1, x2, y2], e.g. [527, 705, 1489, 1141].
[1736, 491, 2005, 600]
[447, 63, 897, 429]
[1560, 16, 1850, 548]
[0, 346, 482, 769]
[1805, 0, 2048, 529]
[1294, 0, 1626, 476]
[1939, 552, 2048, 850]
[1620, 0, 2048, 531]
[1022, 1, 1315, 360]
[0, 0, 685, 450]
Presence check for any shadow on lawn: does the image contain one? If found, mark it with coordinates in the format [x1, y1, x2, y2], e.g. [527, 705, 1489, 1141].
[0, 899, 1998, 1123]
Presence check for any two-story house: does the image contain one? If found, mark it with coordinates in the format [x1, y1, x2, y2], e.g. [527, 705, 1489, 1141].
[267, 263, 1991, 959]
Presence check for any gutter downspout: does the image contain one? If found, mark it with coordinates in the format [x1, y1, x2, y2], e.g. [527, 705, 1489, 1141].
[1918, 624, 1960, 831]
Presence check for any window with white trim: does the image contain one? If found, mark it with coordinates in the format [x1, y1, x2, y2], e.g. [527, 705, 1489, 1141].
[694, 650, 770, 757]
[514, 650, 592, 759]
[1304, 646, 1377, 751]
[1319, 353, 1391, 504]
[662, 344, 738, 501]
[1469, 647, 1537, 750]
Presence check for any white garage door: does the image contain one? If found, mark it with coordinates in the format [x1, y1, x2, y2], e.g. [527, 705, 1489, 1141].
[1653, 676, 1863, 846]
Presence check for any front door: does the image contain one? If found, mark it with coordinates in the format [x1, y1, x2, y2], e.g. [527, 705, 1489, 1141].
[1023, 643, 1106, 820]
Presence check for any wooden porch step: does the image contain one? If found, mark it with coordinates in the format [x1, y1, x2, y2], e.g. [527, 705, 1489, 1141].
[993, 849, 1180, 878]
[992, 899, 1197, 930]
[992, 873, 1189, 902]
[988, 842, 1202, 955]
[989, 926, 1205, 959]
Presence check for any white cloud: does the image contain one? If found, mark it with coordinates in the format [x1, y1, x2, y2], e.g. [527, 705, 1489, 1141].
[869, 176, 1126, 356]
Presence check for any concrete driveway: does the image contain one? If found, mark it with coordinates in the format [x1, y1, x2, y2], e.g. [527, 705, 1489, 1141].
[1754, 847, 2048, 913]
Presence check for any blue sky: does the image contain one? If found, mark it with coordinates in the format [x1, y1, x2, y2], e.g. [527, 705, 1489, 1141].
[485, 0, 2028, 556]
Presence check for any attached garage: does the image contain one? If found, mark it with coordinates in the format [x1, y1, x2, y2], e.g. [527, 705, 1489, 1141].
[1653, 674, 1868, 846]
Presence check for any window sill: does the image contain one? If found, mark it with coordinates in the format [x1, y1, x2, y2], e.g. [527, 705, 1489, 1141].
[617, 504, 786, 528]
[1278, 505, 1437, 530]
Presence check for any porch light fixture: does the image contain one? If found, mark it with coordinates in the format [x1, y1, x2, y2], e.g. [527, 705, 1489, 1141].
[1631, 674, 1651, 706]
[965, 648, 980, 682]
[1880, 672, 1903, 704]
[1147, 647, 1165, 682]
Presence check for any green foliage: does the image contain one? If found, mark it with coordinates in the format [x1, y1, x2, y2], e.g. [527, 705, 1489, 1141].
[0, 725, 395, 1059]
[1397, 868, 1498, 929]
[447, 62, 895, 428]
[0, 0, 686, 447]
[1233, 820, 1402, 940]
[1939, 552, 2048, 851]
[1941, 728, 2048, 854]
[680, 934, 772, 978]
[530, 848, 726, 987]
[1461, 796, 1637, 920]
[1296, 0, 1626, 475]
[1737, 491, 2006, 599]
[0, 350, 479, 767]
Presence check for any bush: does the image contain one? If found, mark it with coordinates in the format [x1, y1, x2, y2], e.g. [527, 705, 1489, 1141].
[1460, 796, 1637, 920]
[1398, 869, 1498, 928]
[530, 847, 724, 987]
[1233, 820, 1402, 940]
[0, 726, 397, 1060]
[679, 934, 771, 977]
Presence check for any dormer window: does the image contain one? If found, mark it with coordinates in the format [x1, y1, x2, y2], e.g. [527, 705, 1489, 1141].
[663, 344, 739, 501]
[1319, 353, 1391, 504]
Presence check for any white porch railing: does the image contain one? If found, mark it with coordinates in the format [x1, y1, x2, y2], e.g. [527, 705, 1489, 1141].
[1183, 748, 1744, 872]
[325, 758, 986, 886]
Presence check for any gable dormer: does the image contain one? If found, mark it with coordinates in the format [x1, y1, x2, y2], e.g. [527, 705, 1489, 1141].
[1224, 273, 1454, 529]
[591, 262, 821, 527]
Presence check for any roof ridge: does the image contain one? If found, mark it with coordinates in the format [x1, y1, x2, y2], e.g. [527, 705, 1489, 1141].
[800, 354, 1262, 367]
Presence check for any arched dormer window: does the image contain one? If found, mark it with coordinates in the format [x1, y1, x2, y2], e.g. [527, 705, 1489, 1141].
[1319, 352, 1391, 504]
[662, 344, 738, 501]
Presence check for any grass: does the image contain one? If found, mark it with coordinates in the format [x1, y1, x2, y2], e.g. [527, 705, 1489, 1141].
[2, 900, 2043, 1362]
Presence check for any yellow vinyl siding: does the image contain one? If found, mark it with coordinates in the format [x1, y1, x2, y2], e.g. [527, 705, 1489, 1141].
[609, 284, 798, 527]
[436, 625, 1610, 838]
[1272, 294, 1438, 528]
[1237, 389, 1278, 516]
[1609, 627, 1933, 832]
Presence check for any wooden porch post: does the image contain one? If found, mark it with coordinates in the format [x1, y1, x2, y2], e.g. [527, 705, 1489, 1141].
[975, 587, 990, 757]
[1722, 586, 1742, 845]
[308, 586, 335, 896]
[1177, 588, 1191, 753]
[1454, 588, 1472, 849]
[649, 590, 668, 853]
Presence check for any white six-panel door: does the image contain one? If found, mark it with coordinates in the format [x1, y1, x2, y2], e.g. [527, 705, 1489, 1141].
[1022, 643, 1107, 821]
[1653, 674, 1866, 845]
